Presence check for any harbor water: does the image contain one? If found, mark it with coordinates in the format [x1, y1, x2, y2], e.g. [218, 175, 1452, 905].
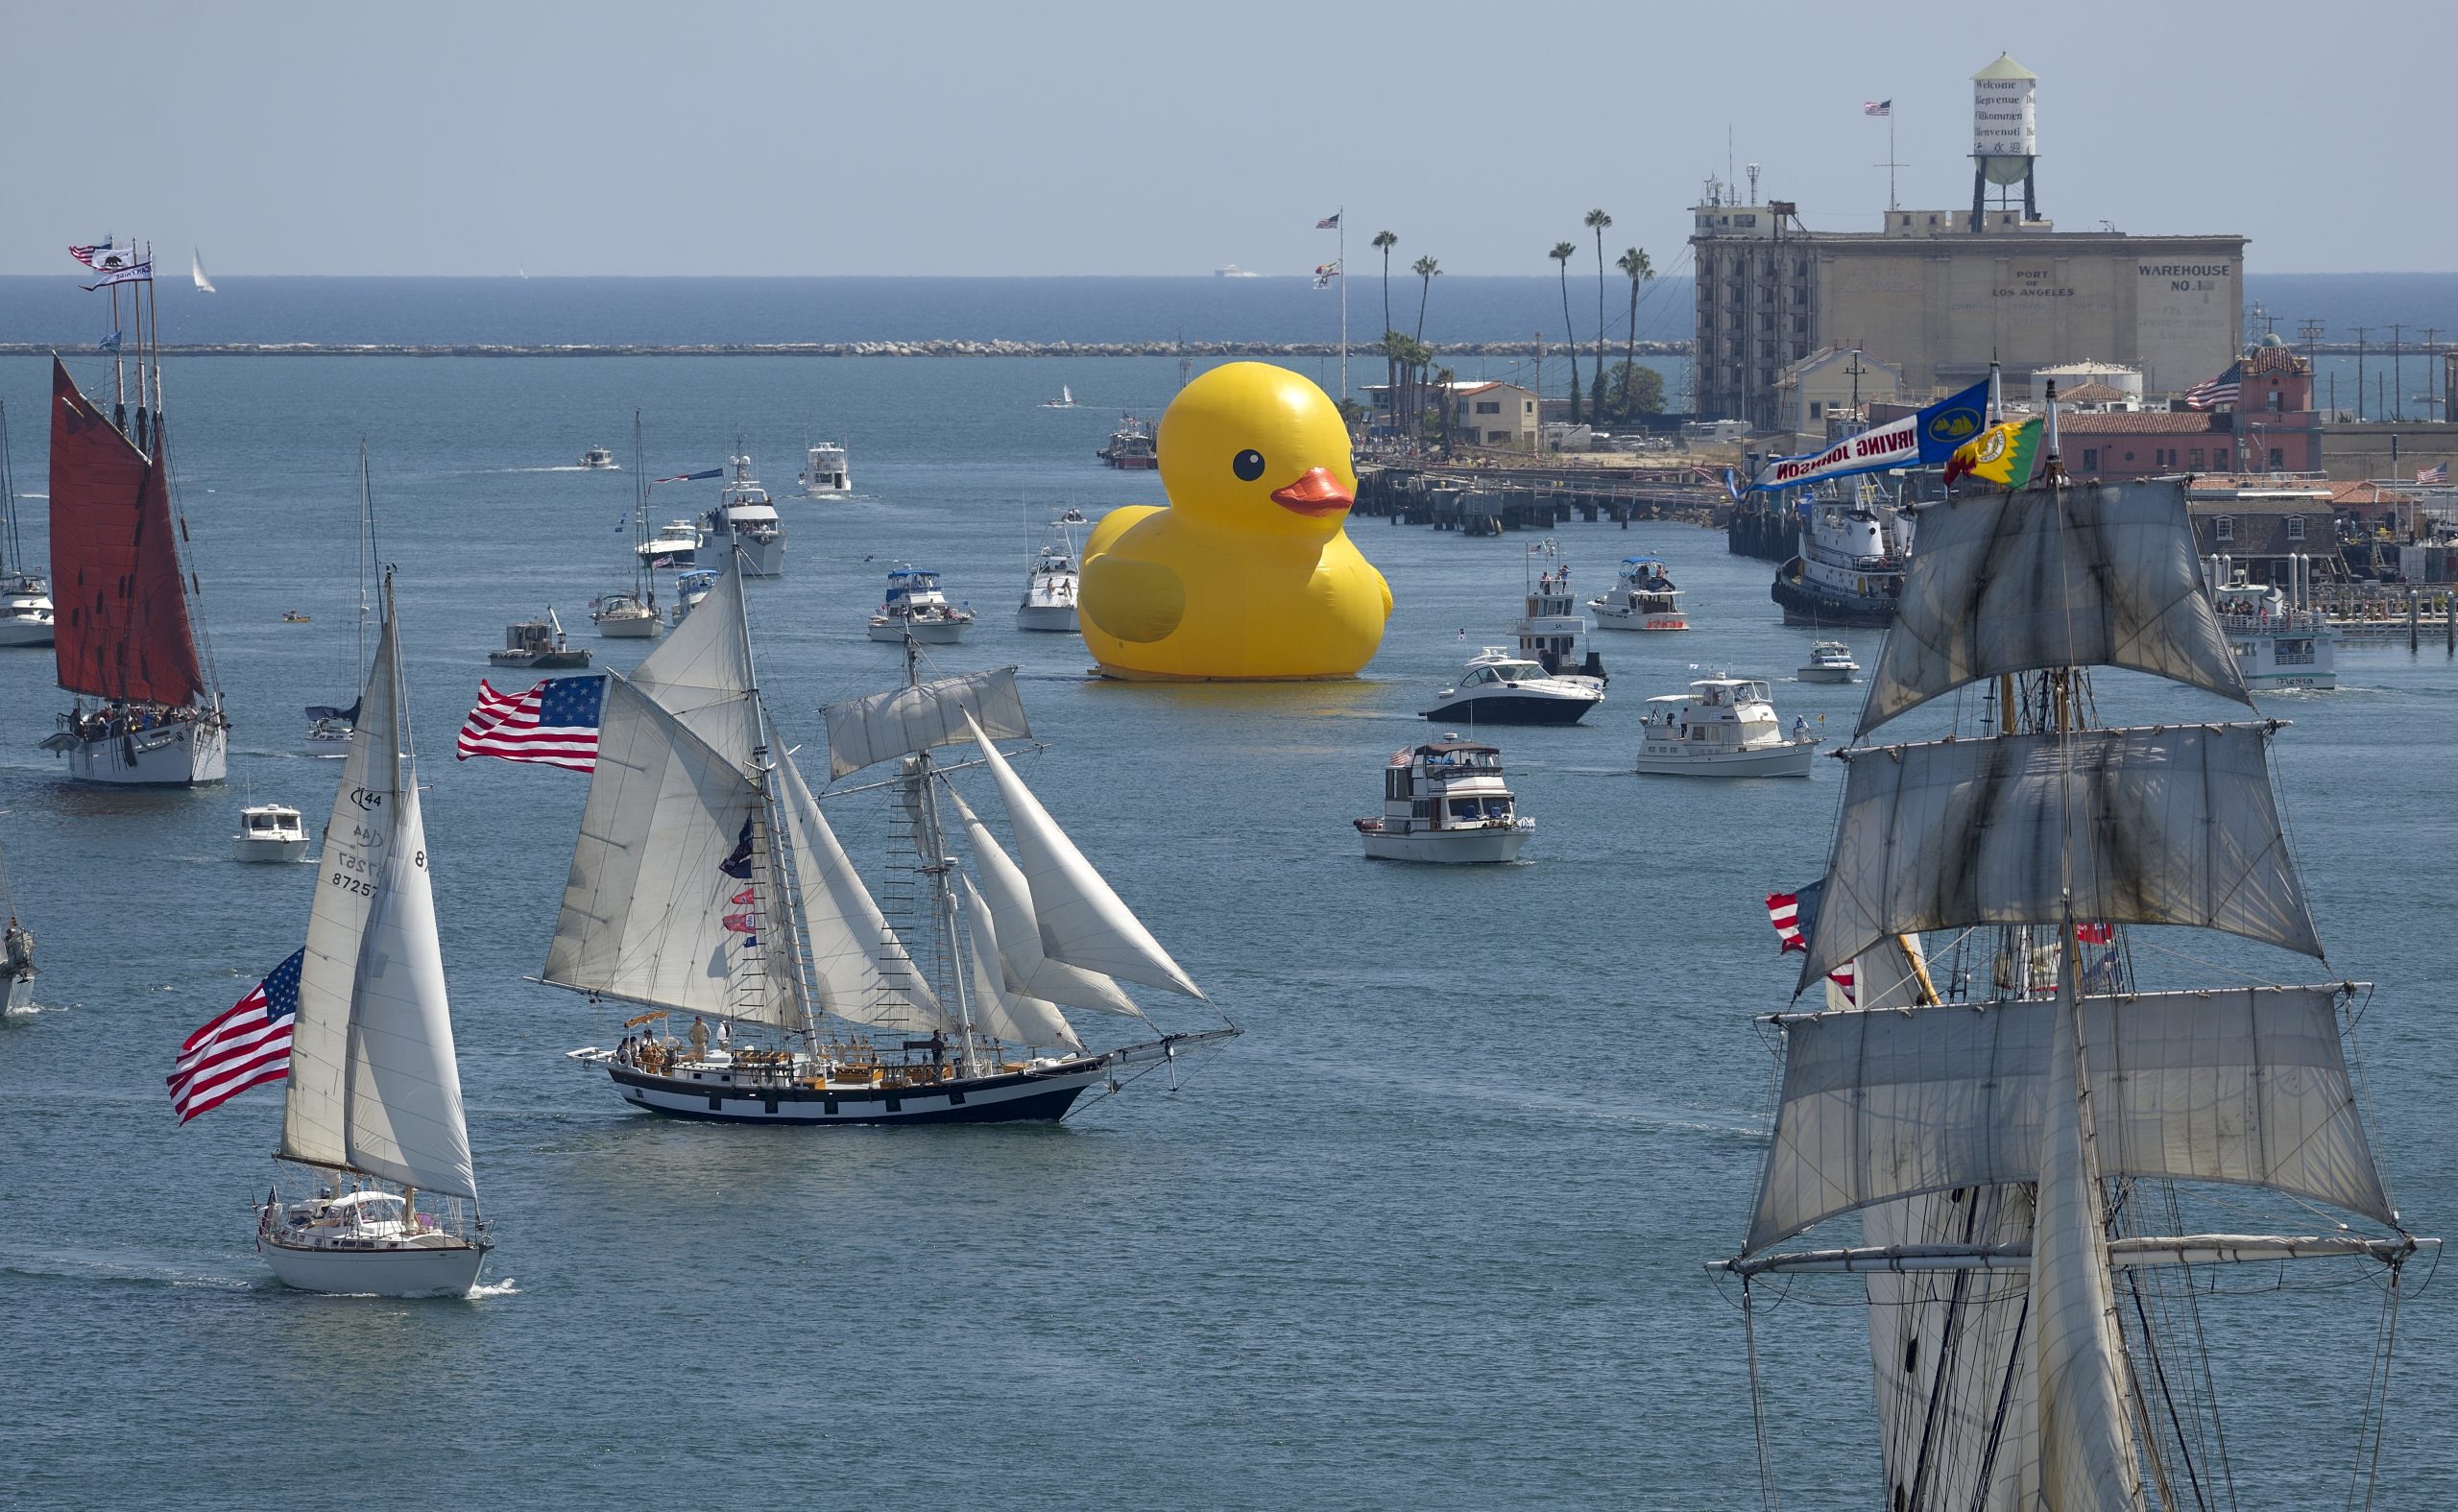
[0, 352, 2451, 1508]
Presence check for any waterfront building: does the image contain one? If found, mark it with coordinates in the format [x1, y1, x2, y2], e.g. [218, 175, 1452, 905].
[1771, 347, 1901, 438]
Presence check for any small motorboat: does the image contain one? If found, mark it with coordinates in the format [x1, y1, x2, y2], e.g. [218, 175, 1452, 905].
[637, 518, 704, 568]
[1590, 554, 1688, 632]
[1423, 647, 1603, 726]
[1632, 678, 1817, 778]
[281, 611, 312, 624]
[232, 804, 309, 864]
[1017, 515, 1084, 633]
[578, 444, 617, 469]
[1512, 540, 1605, 688]
[490, 609, 592, 669]
[1796, 640, 1860, 684]
[869, 566, 974, 644]
[670, 568, 719, 625]
[1355, 739, 1533, 863]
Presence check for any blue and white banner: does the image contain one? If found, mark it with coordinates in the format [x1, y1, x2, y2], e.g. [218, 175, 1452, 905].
[1747, 379, 1989, 492]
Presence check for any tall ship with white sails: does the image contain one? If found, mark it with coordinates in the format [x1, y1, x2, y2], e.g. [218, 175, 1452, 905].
[258, 575, 491, 1297]
[554, 558, 1235, 1123]
[38, 250, 229, 785]
[1716, 415, 2433, 1508]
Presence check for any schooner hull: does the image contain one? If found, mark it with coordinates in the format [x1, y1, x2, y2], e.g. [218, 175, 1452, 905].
[606, 1060, 1105, 1125]
[52, 715, 228, 785]
[262, 1234, 490, 1298]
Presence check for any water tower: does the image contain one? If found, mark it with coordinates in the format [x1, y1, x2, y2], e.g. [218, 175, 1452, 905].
[1969, 53, 2038, 230]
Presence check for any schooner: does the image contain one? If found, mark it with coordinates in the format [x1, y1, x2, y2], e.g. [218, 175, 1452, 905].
[1716, 397, 2435, 1508]
[554, 557, 1235, 1123]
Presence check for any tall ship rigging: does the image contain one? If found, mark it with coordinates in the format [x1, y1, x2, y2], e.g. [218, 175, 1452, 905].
[555, 558, 1235, 1123]
[37, 242, 229, 784]
[1716, 396, 2433, 1509]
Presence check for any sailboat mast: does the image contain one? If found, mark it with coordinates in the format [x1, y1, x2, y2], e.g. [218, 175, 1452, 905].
[356, 441, 372, 680]
[903, 635, 986, 1076]
[632, 411, 649, 604]
[730, 550, 819, 1043]
[0, 398, 16, 575]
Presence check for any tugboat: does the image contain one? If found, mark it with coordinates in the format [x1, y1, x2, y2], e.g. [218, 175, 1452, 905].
[1423, 647, 1603, 726]
[231, 804, 309, 864]
[869, 566, 974, 644]
[1098, 415, 1159, 469]
[1771, 476, 1911, 627]
[1355, 739, 1533, 863]
[1513, 540, 1605, 687]
[1589, 553, 1688, 631]
[1632, 677, 1817, 778]
[1017, 512, 1084, 633]
[578, 444, 616, 470]
[1796, 640, 1860, 684]
[490, 609, 592, 669]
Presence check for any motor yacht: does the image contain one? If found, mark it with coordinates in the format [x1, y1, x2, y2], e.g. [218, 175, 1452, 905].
[1355, 740, 1532, 863]
[578, 444, 616, 470]
[232, 804, 309, 864]
[2210, 570, 2336, 690]
[1512, 540, 1605, 687]
[1422, 647, 1603, 726]
[1796, 640, 1860, 684]
[869, 566, 974, 643]
[1632, 678, 1816, 778]
[798, 442, 851, 496]
[703, 455, 785, 576]
[638, 518, 704, 568]
[1017, 513, 1084, 632]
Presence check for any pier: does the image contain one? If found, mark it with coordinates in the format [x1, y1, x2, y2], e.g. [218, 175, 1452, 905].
[1354, 466, 1727, 535]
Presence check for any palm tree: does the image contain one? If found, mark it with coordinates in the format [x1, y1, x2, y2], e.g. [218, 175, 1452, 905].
[1372, 231, 1397, 428]
[1411, 256, 1441, 443]
[1551, 241, 1581, 425]
[1584, 209, 1612, 420]
[1615, 246, 1653, 422]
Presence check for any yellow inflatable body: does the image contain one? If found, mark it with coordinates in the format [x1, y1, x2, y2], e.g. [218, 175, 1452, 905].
[1079, 362, 1391, 681]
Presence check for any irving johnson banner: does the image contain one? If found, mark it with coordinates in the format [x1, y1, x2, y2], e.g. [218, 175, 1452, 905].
[1747, 379, 1989, 492]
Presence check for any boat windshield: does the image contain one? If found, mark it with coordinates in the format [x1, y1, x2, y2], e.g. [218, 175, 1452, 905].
[1490, 662, 1545, 683]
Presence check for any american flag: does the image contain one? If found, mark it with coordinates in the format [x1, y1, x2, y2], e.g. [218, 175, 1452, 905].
[2418, 464, 2448, 486]
[168, 950, 304, 1122]
[2183, 367, 2241, 411]
[456, 675, 605, 770]
[69, 242, 140, 272]
[1315, 212, 1341, 229]
[1863, 100, 1892, 117]
[1766, 888, 1860, 1004]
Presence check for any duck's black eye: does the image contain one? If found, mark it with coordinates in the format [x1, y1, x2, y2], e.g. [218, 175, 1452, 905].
[1232, 449, 1266, 482]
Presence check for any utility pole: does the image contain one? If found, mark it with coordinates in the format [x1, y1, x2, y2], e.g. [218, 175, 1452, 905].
[2425, 327, 2443, 420]
[2352, 327, 2372, 421]
[2389, 323, 2406, 421]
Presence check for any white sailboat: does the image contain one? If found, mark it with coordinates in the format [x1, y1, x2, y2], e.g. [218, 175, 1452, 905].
[191, 250, 216, 294]
[1716, 406, 2433, 1508]
[0, 398, 55, 649]
[591, 415, 663, 640]
[304, 443, 375, 756]
[258, 575, 491, 1297]
[555, 560, 1234, 1123]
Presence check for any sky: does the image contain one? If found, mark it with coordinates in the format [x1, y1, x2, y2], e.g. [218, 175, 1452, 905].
[5, 0, 2450, 278]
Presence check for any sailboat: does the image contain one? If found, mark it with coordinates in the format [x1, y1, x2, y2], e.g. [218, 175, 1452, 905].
[0, 398, 57, 648]
[591, 415, 663, 640]
[304, 443, 375, 756]
[36, 248, 230, 786]
[1715, 388, 2435, 1509]
[554, 559, 1236, 1123]
[1043, 385, 1077, 409]
[257, 572, 490, 1297]
[191, 250, 216, 294]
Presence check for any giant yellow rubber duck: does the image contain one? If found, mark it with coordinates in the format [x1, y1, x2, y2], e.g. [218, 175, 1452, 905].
[1080, 362, 1390, 680]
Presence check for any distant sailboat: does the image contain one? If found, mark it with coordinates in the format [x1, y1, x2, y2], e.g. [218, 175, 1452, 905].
[191, 251, 215, 294]
[1042, 385, 1077, 409]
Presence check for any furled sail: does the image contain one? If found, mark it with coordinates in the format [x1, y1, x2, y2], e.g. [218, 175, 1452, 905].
[626, 559, 758, 765]
[968, 712, 1203, 999]
[825, 666, 1030, 779]
[948, 789, 1143, 1017]
[544, 676, 773, 1020]
[774, 751, 949, 1034]
[1800, 725, 2324, 992]
[1858, 482, 2251, 735]
[281, 614, 400, 1169]
[1742, 987, 2395, 1256]
[342, 776, 476, 1200]
[959, 876, 1083, 1053]
[46, 358, 205, 707]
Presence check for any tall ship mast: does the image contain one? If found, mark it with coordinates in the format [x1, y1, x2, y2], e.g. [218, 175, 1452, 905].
[37, 238, 228, 784]
[1717, 393, 2433, 1507]
[554, 555, 1235, 1123]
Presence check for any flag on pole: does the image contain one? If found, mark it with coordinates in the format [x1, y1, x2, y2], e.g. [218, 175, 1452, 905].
[2418, 464, 2448, 486]
[718, 818, 756, 879]
[70, 243, 141, 272]
[80, 258, 154, 291]
[456, 676, 606, 770]
[168, 950, 305, 1121]
[96, 331, 121, 352]
[1315, 212, 1341, 229]
[1863, 100, 1892, 116]
[1766, 886, 1858, 1003]
[1942, 416, 2044, 489]
[2182, 366, 2242, 411]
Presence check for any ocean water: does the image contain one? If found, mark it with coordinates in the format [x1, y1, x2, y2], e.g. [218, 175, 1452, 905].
[0, 352, 2450, 1509]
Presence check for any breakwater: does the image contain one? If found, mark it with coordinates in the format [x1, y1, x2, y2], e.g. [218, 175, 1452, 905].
[0, 339, 1692, 360]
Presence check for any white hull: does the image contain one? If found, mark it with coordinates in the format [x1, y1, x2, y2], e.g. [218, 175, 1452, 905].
[1591, 610, 1688, 632]
[4, 971, 31, 1013]
[233, 836, 309, 864]
[1632, 739, 1817, 779]
[261, 1234, 490, 1298]
[801, 483, 852, 498]
[1361, 827, 1530, 863]
[55, 716, 228, 785]
[1796, 667, 1856, 684]
[1016, 602, 1079, 633]
[596, 613, 663, 639]
[2229, 633, 2335, 690]
[870, 617, 970, 644]
[304, 729, 353, 759]
[712, 530, 785, 578]
[0, 616, 54, 648]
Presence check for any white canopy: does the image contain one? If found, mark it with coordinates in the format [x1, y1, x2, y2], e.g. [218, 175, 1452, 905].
[1859, 481, 2251, 737]
[825, 666, 1030, 780]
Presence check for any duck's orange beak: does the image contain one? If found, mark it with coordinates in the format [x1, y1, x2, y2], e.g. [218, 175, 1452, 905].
[1270, 468, 1352, 517]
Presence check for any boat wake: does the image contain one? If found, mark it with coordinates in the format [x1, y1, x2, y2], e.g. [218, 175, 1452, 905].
[0, 1246, 255, 1291]
[465, 1277, 520, 1300]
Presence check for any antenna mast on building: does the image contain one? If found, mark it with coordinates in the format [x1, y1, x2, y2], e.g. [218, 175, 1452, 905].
[1969, 53, 2039, 231]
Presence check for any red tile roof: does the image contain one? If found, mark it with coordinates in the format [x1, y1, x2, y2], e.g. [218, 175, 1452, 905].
[2057, 412, 2226, 435]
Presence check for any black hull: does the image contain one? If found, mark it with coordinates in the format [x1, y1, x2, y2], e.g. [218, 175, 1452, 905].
[1422, 693, 1596, 726]
[1771, 560, 1896, 629]
[608, 1062, 1096, 1125]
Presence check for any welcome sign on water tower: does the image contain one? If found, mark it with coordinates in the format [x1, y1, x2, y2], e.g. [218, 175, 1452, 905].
[1972, 54, 2037, 185]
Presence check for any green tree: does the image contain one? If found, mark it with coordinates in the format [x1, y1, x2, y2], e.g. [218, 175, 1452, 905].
[1410, 256, 1441, 447]
[1411, 255, 1440, 343]
[1372, 230, 1398, 418]
[1551, 241, 1581, 425]
[1615, 245, 1654, 418]
[1584, 208, 1612, 415]
[1434, 365, 1457, 456]
[1604, 361, 1665, 420]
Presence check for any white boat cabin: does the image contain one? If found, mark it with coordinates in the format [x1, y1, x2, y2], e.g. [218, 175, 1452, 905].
[1363, 741, 1522, 837]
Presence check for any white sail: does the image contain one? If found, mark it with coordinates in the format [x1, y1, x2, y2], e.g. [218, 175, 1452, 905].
[191, 251, 216, 294]
[342, 779, 476, 1200]
[627, 560, 758, 765]
[825, 666, 1030, 780]
[959, 876, 1083, 1053]
[1743, 987, 2396, 1256]
[968, 712, 1203, 998]
[1801, 725, 2324, 991]
[774, 751, 949, 1034]
[544, 676, 776, 1021]
[1858, 481, 2251, 736]
[948, 790, 1142, 1017]
[280, 614, 399, 1169]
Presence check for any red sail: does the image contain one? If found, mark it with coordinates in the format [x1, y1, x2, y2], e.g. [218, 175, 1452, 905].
[48, 357, 205, 707]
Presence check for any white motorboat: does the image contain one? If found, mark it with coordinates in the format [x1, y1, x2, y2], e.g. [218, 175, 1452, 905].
[1043, 386, 1078, 409]
[703, 454, 785, 577]
[1017, 513, 1084, 633]
[870, 566, 974, 643]
[1589, 553, 1688, 632]
[1512, 539, 1605, 687]
[638, 517, 704, 568]
[2210, 564, 2336, 690]
[1632, 677, 1817, 777]
[1355, 739, 1533, 864]
[232, 804, 309, 864]
[256, 575, 491, 1297]
[797, 442, 851, 496]
[0, 400, 53, 648]
[670, 567, 718, 625]
[1797, 640, 1860, 684]
[491, 609, 591, 669]
[1423, 647, 1603, 726]
[578, 444, 616, 470]
[594, 419, 665, 640]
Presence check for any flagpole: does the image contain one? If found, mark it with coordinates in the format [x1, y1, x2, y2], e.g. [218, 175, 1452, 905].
[1338, 207, 1349, 413]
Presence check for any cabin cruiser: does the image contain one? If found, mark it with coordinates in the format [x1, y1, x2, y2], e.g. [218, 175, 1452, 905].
[797, 442, 851, 496]
[2210, 565, 2337, 690]
[1772, 477, 1911, 627]
[1017, 513, 1084, 632]
[490, 610, 591, 669]
[0, 572, 55, 648]
[1423, 647, 1603, 726]
[669, 568, 719, 625]
[232, 804, 309, 864]
[578, 444, 616, 470]
[869, 566, 974, 643]
[1632, 677, 1817, 778]
[702, 455, 785, 577]
[590, 590, 661, 639]
[638, 517, 704, 568]
[1589, 554, 1687, 631]
[1098, 416, 1158, 469]
[1513, 541, 1605, 687]
[1796, 640, 1859, 684]
[1356, 740, 1532, 863]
